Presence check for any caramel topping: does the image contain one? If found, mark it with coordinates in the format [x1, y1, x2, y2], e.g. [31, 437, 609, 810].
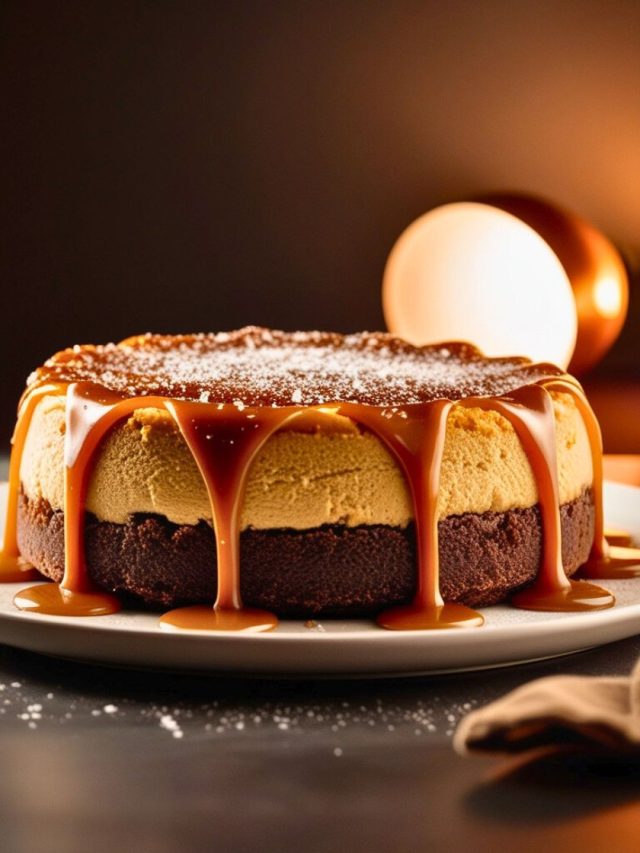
[28, 326, 565, 407]
[338, 401, 483, 629]
[159, 605, 278, 633]
[0, 554, 40, 585]
[159, 401, 301, 632]
[459, 385, 611, 612]
[605, 529, 634, 548]
[14, 584, 120, 617]
[0, 384, 60, 583]
[2, 329, 622, 629]
[542, 379, 640, 580]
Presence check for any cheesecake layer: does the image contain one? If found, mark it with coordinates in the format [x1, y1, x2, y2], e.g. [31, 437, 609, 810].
[19, 391, 592, 530]
[17, 489, 594, 612]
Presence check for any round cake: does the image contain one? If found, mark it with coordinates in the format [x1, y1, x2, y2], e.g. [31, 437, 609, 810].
[11, 327, 596, 617]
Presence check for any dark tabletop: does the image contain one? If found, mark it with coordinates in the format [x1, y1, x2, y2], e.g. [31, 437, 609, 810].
[1, 635, 640, 853]
[2, 452, 640, 853]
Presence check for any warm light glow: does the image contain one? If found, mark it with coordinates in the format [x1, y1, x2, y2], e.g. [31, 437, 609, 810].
[383, 203, 578, 368]
[468, 193, 629, 375]
[593, 274, 623, 318]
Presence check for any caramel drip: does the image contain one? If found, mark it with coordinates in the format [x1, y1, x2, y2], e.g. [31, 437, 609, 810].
[339, 401, 483, 630]
[27, 327, 566, 407]
[159, 402, 301, 632]
[541, 380, 640, 579]
[0, 384, 64, 583]
[14, 383, 167, 616]
[461, 385, 613, 612]
[605, 529, 634, 548]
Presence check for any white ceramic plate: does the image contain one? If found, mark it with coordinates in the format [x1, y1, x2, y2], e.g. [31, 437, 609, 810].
[0, 482, 638, 677]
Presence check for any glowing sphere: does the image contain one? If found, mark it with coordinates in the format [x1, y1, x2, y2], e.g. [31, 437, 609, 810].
[477, 194, 629, 375]
[383, 202, 578, 368]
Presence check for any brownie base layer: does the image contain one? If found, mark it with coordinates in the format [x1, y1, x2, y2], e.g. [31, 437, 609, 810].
[16, 490, 594, 616]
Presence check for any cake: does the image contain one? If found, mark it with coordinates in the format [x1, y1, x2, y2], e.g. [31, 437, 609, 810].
[2, 326, 634, 632]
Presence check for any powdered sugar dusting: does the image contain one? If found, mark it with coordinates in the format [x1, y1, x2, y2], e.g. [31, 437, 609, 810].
[30, 327, 565, 406]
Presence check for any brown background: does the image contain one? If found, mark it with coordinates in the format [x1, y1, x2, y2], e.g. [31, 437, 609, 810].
[2, 0, 639, 443]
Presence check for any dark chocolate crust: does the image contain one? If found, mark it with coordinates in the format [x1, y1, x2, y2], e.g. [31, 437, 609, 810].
[16, 490, 594, 615]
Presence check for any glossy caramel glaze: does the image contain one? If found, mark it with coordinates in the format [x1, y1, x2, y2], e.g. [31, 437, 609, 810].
[541, 380, 640, 580]
[0, 384, 62, 584]
[27, 327, 566, 406]
[3, 327, 634, 629]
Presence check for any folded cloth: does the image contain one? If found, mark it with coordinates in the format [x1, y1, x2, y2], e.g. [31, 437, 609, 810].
[454, 658, 640, 756]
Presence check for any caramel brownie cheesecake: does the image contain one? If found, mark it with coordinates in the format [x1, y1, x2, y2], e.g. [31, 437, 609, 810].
[3, 327, 632, 631]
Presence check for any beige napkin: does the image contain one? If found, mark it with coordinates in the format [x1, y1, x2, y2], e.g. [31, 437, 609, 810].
[454, 658, 640, 756]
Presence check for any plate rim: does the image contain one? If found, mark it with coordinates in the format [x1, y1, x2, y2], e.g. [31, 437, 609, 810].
[0, 480, 638, 675]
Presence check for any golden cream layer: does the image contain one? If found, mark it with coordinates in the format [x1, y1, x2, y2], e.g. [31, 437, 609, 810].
[19, 392, 592, 530]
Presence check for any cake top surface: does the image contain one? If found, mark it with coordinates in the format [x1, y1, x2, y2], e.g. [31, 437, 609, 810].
[29, 327, 567, 406]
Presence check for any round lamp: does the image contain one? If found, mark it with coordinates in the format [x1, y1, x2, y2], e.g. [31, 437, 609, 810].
[383, 194, 628, 373]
